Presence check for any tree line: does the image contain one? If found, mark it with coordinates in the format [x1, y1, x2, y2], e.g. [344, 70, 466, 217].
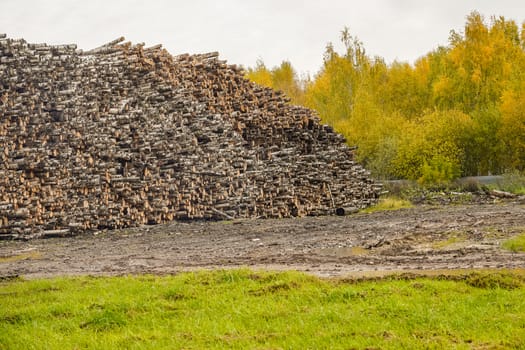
[246, 12, 525, 183]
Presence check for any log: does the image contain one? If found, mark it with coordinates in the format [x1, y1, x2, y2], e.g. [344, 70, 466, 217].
[0, 33, 381, 239]
[335, 207, 359, 216]
[490, 189, 516, 198]
[40, 229, 71, 238]
[210, 207, 235, 220]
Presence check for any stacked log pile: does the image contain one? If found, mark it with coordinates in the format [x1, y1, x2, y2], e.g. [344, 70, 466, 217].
[0, 34, 381, 239]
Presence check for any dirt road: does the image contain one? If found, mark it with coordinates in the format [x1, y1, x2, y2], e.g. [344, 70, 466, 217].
[1, 202, 525, 278]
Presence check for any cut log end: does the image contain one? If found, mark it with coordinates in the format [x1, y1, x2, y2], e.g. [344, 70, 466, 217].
[335, 207, 359, 216]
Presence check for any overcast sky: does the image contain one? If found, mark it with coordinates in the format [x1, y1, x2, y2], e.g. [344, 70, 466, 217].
[1, 0, 523, 76]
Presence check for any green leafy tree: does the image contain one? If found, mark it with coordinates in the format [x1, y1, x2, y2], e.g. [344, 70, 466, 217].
[500, 89, 525, 171]
[392, 110, 471, 181]
[246, 12, 525, 182]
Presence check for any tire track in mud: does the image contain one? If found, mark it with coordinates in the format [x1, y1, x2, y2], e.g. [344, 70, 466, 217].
[1, 203, 525, 278]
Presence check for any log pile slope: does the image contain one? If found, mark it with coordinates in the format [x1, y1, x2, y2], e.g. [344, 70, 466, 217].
[0, 34, 381, 239]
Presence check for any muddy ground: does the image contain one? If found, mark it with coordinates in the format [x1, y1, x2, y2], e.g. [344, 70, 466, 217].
[1, 201, 525, 279]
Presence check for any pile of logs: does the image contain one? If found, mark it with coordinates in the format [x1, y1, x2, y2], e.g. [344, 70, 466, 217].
[0, 34, 381, 239]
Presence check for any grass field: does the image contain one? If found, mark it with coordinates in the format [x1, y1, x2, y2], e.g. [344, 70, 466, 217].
[503, 232, 525, 253]
[361, 196, 413, 213]
[2, 269, 525, 349]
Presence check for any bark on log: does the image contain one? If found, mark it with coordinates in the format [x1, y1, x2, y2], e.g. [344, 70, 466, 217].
[0, 33, 381, 239]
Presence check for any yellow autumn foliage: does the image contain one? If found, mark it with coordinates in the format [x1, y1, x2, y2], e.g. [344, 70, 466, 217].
[246, 12, 525, 181]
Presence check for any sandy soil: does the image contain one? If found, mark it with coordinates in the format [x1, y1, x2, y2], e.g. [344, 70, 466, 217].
[1, 202, 525, 279]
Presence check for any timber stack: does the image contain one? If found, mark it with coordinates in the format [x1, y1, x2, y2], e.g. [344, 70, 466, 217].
[0, 34, 381, 239]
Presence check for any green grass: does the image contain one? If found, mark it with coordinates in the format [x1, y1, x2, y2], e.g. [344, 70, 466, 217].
[431, 232, 467, 249]
[502, 232, 525, 252]
[362, 196, 413, 213]
[2, 270, 525, 349]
